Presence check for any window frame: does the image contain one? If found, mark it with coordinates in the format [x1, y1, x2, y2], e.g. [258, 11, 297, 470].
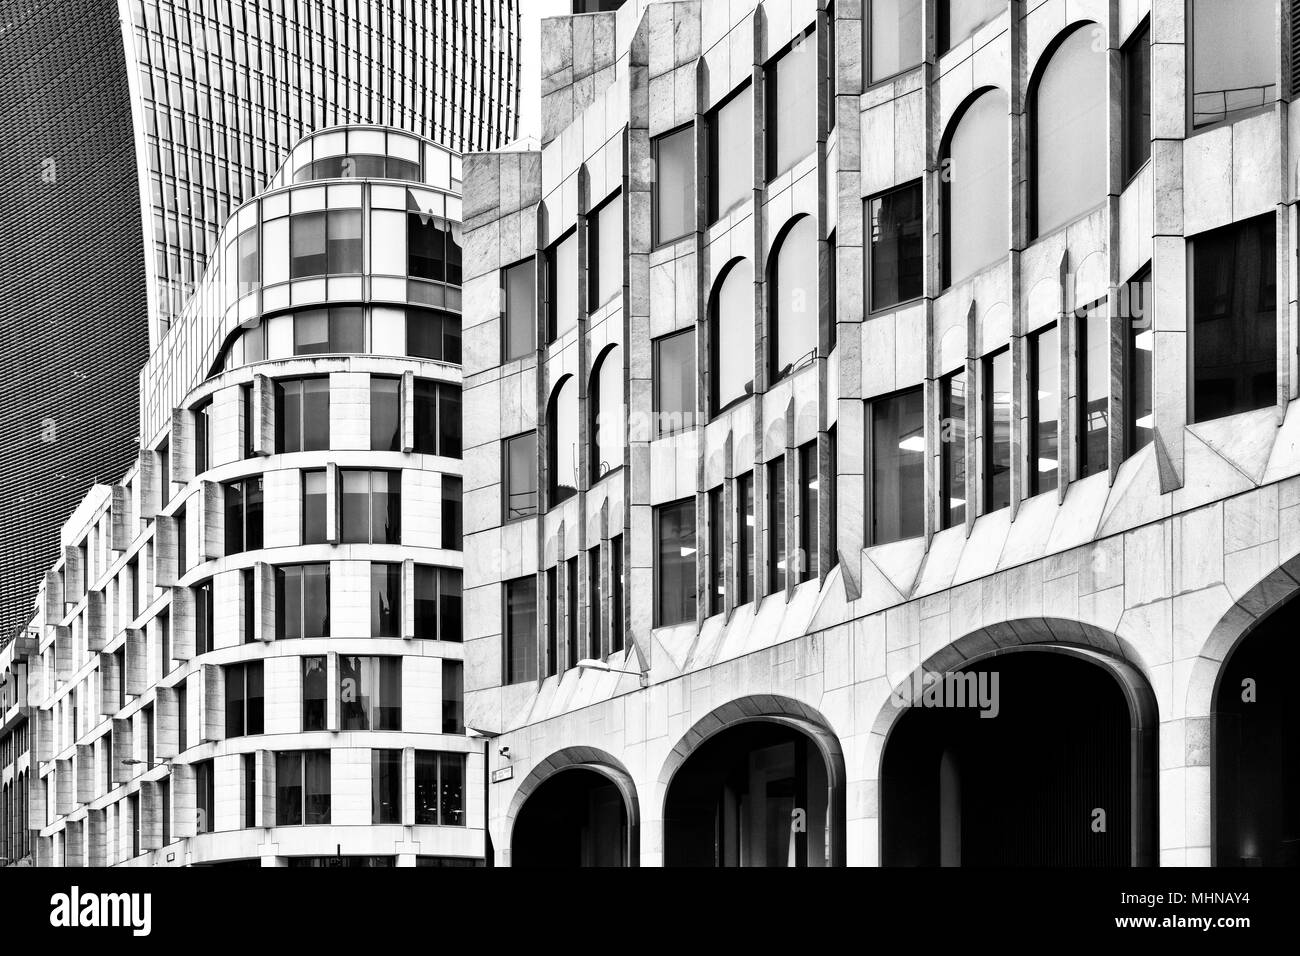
[651, 123, 695, 248]
[866, 179, 925, 314]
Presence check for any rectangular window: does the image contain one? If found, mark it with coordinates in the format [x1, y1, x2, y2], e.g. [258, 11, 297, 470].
[501, 258, 536, 361]
[143, 703, 155, 766]
[241, 383, 254, 459]
[176, 509, 187, 579]
[275, 751, 331, 826]
[371, 563, 401, 637]
[656, 499, 697, 626]
[707, 83, 753, 222]
[652, 125, 694, 245]
[1190, 0, 1275, 128]
[441, 660, 463, 734]
[302, 470, 327, 545]
[276, 565, 330, 639]
[194, 580, 213, 655]
[275, 378, 330, 453]
[340, 470, 401, 544]
[441, 476, 462, 550]
[291, 210, 361, 277]
[413, 566, 462, 642]
[372, 749, 403, 824]
[1030, 324, 1060, 495]
[565, 556, 579, 667]
[223, 478, 264, 555]
[737, 472, 755, 605]
[504, 432, 538, 520]
[415, 752, 466, 826]
[1125, 268, 1154, 456]
[236, 226, 259, 295]
[370, 377, 401, 451]
[798, 441, 819, 582]
[1191, 215, 1277, 423]
[407, 308, 461, 363]
[414, 380, 461, 458]
[542, 566, 558, 676]
[870, 387, 925, 544]
[587, 547, 601, 658]
[408, 213, 457, 282]
[983, 348, 1013, 512]
[195, 759, 214, 834]
[504, 576, 538, 684]
[292, 307, 364, 355]
[868, 181, 924, 311]
[766, 29, 818, 180]
[193, 402, 210, 475]
[768, 458, 787, 592]
[224, 661, 264, 738]
[610, 536, 624, 654]
[589, 192, 624, 308]
[242, 568, 255, 644]
[339, 656, 402, 731]
[654, 330, 696, 436]
[870, 0, 924, 83]
[545, 229, 578, 342]
[158, 442, 170, 509]
[1077, 302, 1109, 478]
[1123, 18, 1151, 179]
[302, 656, 327, 731]
[243, 754, 257, 828]
[176, 682, 186, 752]
[941, 370, 968, 528]
[708, 486, 726, 615]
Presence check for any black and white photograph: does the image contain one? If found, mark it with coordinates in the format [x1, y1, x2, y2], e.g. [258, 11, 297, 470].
[0, 0, 1294, 940]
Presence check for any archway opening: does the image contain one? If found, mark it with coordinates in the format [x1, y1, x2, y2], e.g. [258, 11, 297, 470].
[882, 650, 1153, 866]
[664, 722, 833, 867]
[512, 767, 630, 867]
[1214, 596, 1300, 866]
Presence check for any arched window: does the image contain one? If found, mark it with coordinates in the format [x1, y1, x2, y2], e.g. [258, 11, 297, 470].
[1032, 25, 1108, 236]
[547, 376, 578, 507]
[942, 88, 1009, 288]
[770, 216, 819, 381]
[590, 345, 624, 479]
[709, 258, 755, 414]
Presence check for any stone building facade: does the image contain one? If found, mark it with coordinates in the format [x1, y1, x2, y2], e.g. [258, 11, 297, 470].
[461, 0, 1300, 866]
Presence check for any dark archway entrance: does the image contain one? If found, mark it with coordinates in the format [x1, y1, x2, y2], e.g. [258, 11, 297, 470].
[882, 648, 1156, 866]
[1214, 595, 1300, 865]
[511, 768, 631, 867]
[663, 722, 834, 867]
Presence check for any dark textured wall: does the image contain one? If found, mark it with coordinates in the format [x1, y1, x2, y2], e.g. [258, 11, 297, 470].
[0, 0, 148, 641]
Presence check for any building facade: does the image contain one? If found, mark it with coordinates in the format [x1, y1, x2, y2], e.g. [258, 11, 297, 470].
[0, 0, 150, 644]
[461, 0, 1300, 866]
[0, 0, 522, 652]
[1, 126, 478, 868]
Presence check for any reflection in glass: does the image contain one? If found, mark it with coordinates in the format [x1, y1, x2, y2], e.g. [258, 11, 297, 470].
[941, 371, 967, 528]
[1031, 324, 1059, 494]
[339, 656, 402, 731]
[871, 0, 923, 82]
[1078, 302, 1109, 477]
[504, 576, 538, 683]
[869, 182, 924, 310]
[871, 387, 925, 544]
[984, 349, 1012, 512]
[502, 258, 536, 360]
[654, 331, 695, 436]
[653, 126, 694, 244]
[656, 498, 697, 626]
[1191, 0, 1275, 128]
[504, 432, 538, 520]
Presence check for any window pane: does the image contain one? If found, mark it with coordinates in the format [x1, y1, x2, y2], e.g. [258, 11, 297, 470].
[504, 433, 538, 520]
[708, 488, 725, 613]
[304, 751, 331, 824]
[1126, 270, 1154, 455]
[737, 472, 755, 604]
[1031, 325, 1060, 494]
[654, 126, 694, 244]
[768, 458, 787, 591]
[442, 476, 463, 550]
[505, 576, 538, 683]
[869, 182, 924, 310]
[654, 331, 695, 437]
[984, 349, 1013, 511]
[237, 227, 259, 294]
[302, 379, 330, 451]
[768, 36, 818, 178]
[871, 388, 925, 544]
[340, 656, 402, 731]
[409, 212, 446, 281]
[415, 752, 439, 825]
[371, 378, 401, 451]
[294, 310, 330, 355]
[1079, 303, 1109, 477]
[1191, 0, 1275, 128]
[1034, 28, 1108, 235]
[439, 570, 462, 642]
[941, 0, 1005, 51]
[798, 441, 819, 581]
[373, 471, 401, 544]
[414, 566, 438, 640]
[439, 753, 465, 826]
[941, 371, 967, 528]
[329, 306, 365, 352]
[548, 377, 578, 507]
[341, 471, 369, 543]
[303, 565, 330, 638]
[302, 471, 327, 544]
[1123, 21, 1152, 179]
[302, 657, 327, 731]
[547, 231, 578, 341]
[438, 386, 461, 458]
[277, 381, 303, 454]
[871, 0, 923, 82]
[709, 85, 752, 221]
[371, 563, 400, 637]
[772, 217, 819, 379]
[503, 259, 536, 360]
[441, 660, 463, 733]
[275, 752, 303, 826]
[414, 380, 437, 454]
[712, 259, 755, 412]
[372, 750, 402, 824]
[656, 499, 697, 626]
[597, 195, 623, 305]
[945, 89, 1009, 285]
[1192, 215, 1277, 422]
[593, 346, 623, 478]
[225, 666, 245, 738]
[290, 213, 327, 277]
[327, 209, 362, 273]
